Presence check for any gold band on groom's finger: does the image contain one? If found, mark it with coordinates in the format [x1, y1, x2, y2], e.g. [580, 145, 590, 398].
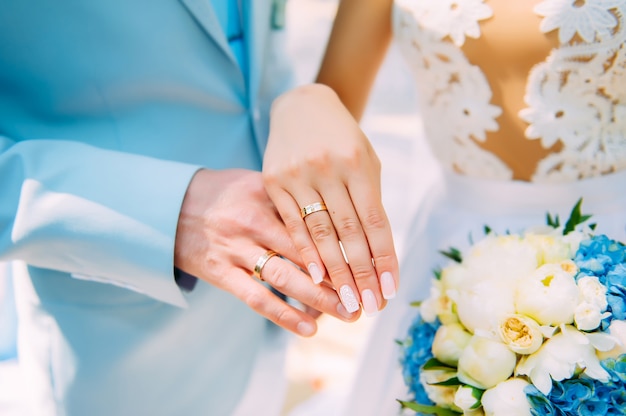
[300, 201, 328, 219]
[252, 250, 279, 281]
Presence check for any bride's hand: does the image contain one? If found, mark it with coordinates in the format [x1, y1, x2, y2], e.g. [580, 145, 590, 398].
[262, 84, 399, 317]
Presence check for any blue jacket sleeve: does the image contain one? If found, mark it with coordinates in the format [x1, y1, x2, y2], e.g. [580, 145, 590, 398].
[0, 137, 201, 307]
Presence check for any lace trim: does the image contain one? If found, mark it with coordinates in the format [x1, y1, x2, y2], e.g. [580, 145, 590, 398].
[394, 0, 626, 182]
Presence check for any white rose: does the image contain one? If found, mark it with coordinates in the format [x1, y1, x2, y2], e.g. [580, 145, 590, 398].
[597, 320, 626, 360]
[419, 368, 461, 410]
[516, 325, 610, 395]
[515, 263, 579, 326]
[574, 301, 607, 331]
[432, 323, 473, 367]
[577, 275, 608, 310]
[498, 314, 543, 354]
[481, 378, 532, 416]
[457, 336, 516, 389]
[453, 385, 481, 412]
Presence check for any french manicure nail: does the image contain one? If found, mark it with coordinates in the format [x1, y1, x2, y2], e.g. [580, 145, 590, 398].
[307, 263, 324, 285]
[361, 289, 378, 317]
[339, 285, 360, 313]
[381, 272, 396, 300]
[297, 321, 315, 337]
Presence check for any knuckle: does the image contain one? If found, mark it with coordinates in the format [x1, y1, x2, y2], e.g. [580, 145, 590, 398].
[362, 209, 388, 231]
[308, 289, 329, 310]
[309, 222, 335, 241]
[284, 216, 304, 234]
[326, 263, 350, 281]
[243, 289, 266, 312]
[373, 252, 396, 269]
[351, 264, 375, 282]
[273, 307, 294, 328]
[336, 217, 362, 238]
[269, 266, 291, 291]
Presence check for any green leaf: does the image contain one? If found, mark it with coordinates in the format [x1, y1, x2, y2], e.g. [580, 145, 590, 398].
[563, 198, 591, 235]
[397, 401, 462, 416]
[431, 377, 461, 387]
[422, 358, 455, 370]
[483, 225, 492, 235]
[410, 300, 423, 308]
[433, 267, 442, 280]
[439, 247, 462, 263]
[546, 212, 560, 228]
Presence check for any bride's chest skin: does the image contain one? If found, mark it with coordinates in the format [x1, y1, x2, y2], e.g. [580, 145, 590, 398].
[462, 0, 558, 179]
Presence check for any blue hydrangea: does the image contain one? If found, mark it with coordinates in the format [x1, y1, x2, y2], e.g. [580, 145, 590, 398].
[574, 235, 626, 328]
[525, 355, 626, 415]
[399, 314, 440, 405]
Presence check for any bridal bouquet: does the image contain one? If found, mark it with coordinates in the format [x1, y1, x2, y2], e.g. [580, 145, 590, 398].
[398, 200, 626, 416]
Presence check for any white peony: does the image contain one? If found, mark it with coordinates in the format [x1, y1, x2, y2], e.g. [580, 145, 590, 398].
[481, 378, 532, 416]
[453, 278, 517, 334]
[457, 336, 517, 389]
[449, 235, 541, 334]
[515, 263, 580, 326]
[463, 235, 540, 284]
[516, 325, 610, 394]
[524, 233, 576, 265]
[432, 323, 473, 367]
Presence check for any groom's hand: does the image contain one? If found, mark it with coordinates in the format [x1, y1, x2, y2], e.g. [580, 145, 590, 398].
[174, 168, 359, 337]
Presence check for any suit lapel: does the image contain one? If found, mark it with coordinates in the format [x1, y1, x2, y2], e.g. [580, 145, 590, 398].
[179, 0, 237, 65]
[246, 0, 272, 108]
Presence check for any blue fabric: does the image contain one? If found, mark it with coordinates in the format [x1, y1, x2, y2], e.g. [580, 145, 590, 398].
[0, 0, 293, 414]
[211, 0, 248, 79]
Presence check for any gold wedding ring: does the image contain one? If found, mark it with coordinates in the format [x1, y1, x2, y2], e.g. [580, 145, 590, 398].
[252, 250, 279, 281]
[301, 201, 328, 219]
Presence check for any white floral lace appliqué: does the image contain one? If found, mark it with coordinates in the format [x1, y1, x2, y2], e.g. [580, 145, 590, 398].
[394, 0, 512, 180]
[522, 0, 626, 181]
[394, 0, 626, 182]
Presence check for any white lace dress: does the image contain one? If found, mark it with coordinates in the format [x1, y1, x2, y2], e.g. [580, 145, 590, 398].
[342, 1, 626, 414]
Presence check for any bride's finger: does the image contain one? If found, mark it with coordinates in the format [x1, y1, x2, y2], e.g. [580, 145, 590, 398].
[315, 185, 382, 317]
[264, 188, 328, 285]
[255, 249, 359, 321]
[348, 172, 399, 300]
[297, 196, 364, 315]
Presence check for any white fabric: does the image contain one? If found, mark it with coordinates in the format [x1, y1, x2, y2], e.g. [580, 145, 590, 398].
[341, 168, 626, 416]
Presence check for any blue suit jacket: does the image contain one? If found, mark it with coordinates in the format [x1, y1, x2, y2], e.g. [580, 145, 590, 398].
[0, 1, 293, 414]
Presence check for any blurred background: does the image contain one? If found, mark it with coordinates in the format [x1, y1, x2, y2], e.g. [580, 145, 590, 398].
[282, 1, 437, 414]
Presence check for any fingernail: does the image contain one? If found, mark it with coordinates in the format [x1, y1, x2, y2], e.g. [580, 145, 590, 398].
[336, 302, 354, 320]
[339, 285, 360, 313]
[361, 289, 379, 317]
[381, 272, 396, 300]
[297, 321, 315, 337]
[307, 263, 324, 285]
